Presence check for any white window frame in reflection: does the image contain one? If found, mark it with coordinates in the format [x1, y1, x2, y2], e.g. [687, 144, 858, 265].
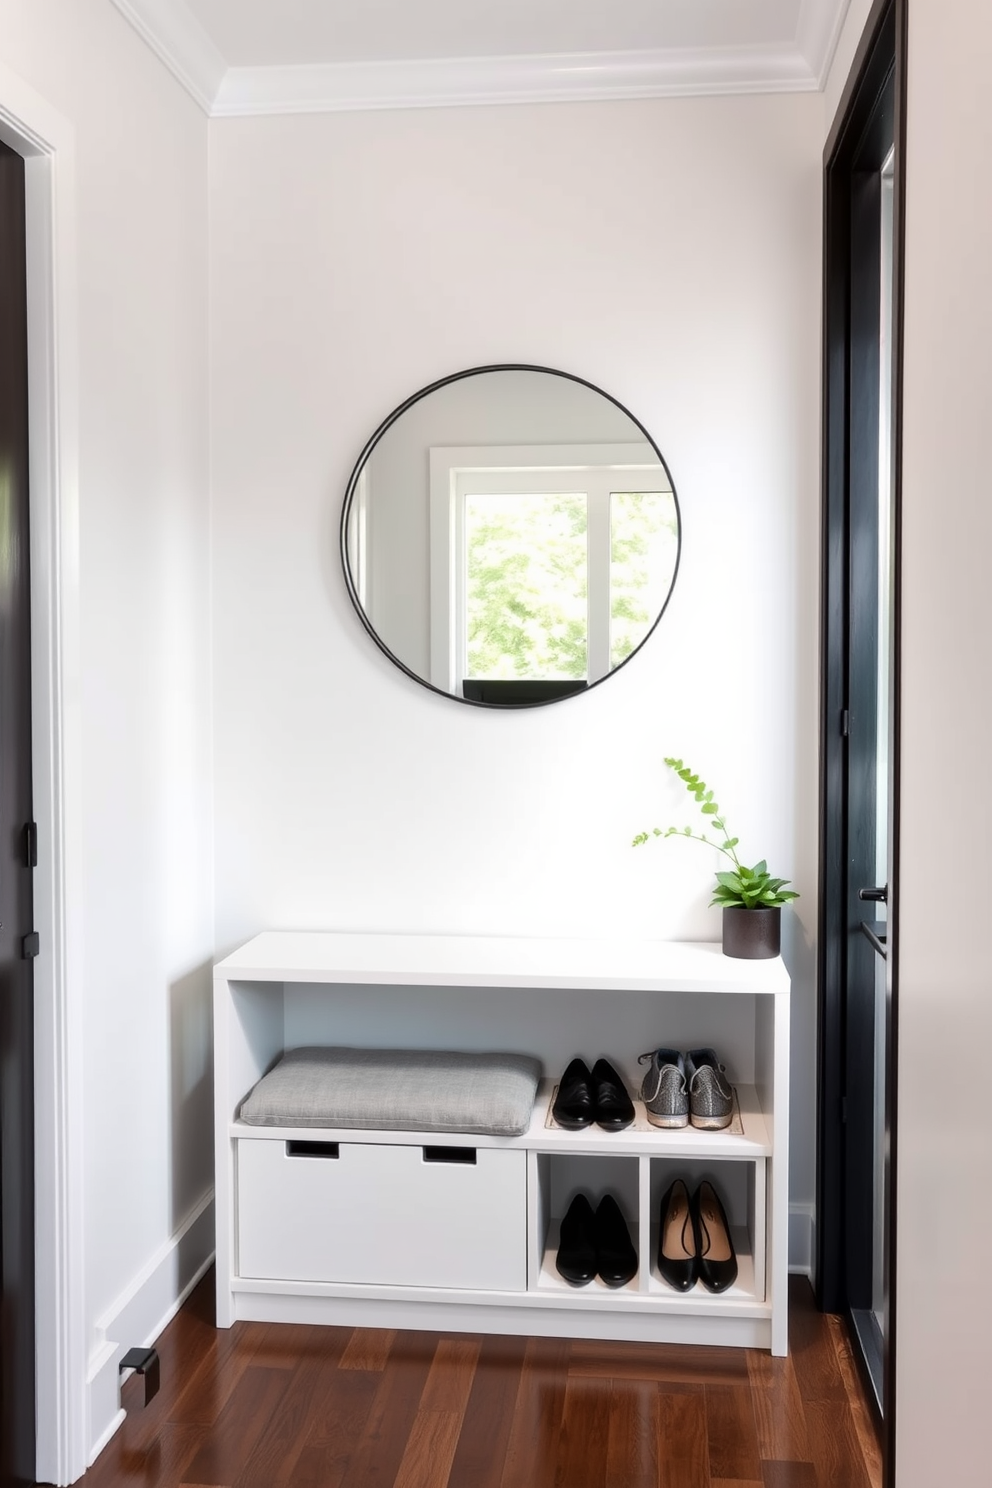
[428, 443, 672, 694]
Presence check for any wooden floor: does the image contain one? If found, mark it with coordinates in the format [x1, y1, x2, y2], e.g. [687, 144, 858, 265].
[79, 1273, 881, 1488]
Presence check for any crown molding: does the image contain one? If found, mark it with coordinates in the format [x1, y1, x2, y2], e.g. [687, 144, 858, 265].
[796, 0, 853, 87]
[109, 0, 225, 113]
[108, 1, 848, 118]
[211, 44, 818, 118]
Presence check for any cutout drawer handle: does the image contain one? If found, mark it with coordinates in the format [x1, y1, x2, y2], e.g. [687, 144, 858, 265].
[286, 1140, 340, 1159]
[423, 1146, 477, 1164]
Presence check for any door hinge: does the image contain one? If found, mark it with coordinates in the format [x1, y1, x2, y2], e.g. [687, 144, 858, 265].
[21, 932, 39, 959]
[840, 709, 850, 737]
[24, 821, 37, 868]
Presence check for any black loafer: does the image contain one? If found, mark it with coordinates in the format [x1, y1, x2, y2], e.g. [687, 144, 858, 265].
[552, 1057, 595, 1129]
[657, 1178, 697, 1292]
[693, 1180, 738, 1293]
[595, 1195, 637, 1287]
[556, 1194, 597, 1285]
[591, 1057, 635, 1131]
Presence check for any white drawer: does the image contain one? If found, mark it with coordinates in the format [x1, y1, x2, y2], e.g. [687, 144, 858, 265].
[237, 1138, 527, 1291]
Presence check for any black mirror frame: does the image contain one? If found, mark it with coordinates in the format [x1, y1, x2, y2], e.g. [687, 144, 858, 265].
[339, 363, 682, 708]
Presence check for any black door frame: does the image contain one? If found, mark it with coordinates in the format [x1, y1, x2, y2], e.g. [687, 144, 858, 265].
[817, 0, 906, 1479]
[0, 137, 36, 1488]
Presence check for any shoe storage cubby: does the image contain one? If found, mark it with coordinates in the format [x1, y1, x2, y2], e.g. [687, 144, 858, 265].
[646, 1157, 764, 1304]
[530, 1153, 641, 1297]
[214, 931, 790, 1353]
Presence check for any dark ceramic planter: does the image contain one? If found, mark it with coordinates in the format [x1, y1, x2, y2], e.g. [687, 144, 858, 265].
[722, 905, 781, 960]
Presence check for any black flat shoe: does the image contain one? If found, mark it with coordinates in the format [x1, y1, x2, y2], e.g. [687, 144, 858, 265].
[657, 1178, 697, 1292]
[693, 1180, 738, 1293]
[552, 1057, 595, 1129]
[595, 1195, 637, 1287]
[591, 1058, 635, 1131]
[556, 1194, 597, 1285]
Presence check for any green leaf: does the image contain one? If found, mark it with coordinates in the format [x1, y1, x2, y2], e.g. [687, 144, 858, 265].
[752, 859, 767, 877]
[701, 803, 718, 814]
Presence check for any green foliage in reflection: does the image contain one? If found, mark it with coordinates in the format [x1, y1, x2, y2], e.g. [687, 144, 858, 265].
[466, 494, 588, 679]
[610, 492, 679, 668]
[465, 488, 678, 681]
[633, 757, 799, 910]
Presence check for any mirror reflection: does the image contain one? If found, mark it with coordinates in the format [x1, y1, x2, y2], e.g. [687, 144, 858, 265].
[341, 366, 680, 706]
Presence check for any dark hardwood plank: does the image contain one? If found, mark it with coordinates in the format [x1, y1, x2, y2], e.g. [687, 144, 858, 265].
[705, 1383, 763, 1482]
[570, 1339, 746, 1385]
[745, 1350, 811, 1463]
[801, 1399, 873, 1488]
[605, 1378, 659, 1488]
[337, 1331, 438, 1488]
[291, 1370, 380, 1488]
[393, 1408, 464, 1488]
[787, 1278, 848, 1405]
[338, 1327, 397, 1372]
[445, 1334, 528, 1488]
[552, 1376, 612, 1488]
[167, 1323, 271, 1428]
[232, 1351, 336, 1488]
[183, 1366, 292, 1486]
[418, 1336, 482, 1415]
[307, 1364, 381, 1445]
[826, 1314, 882, 1488]
[498, 1336, 569, 1488]
[247, 1321, 350, 1371]
[85, 1422, 207, 1488]
[761, 1463, 818, 1488]
[391, 1336, 481, 1488]
[656, 1385, 710, 1488]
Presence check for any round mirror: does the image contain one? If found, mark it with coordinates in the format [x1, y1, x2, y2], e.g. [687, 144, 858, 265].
[340, 365, 681, 707]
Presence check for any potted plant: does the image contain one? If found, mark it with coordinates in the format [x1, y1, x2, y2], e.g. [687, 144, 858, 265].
[633, 757, 798, 959]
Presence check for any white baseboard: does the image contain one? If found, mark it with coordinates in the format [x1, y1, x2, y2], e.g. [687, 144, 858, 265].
[788, 1201, 815, 1277]
[86, 1190, 215, 1467]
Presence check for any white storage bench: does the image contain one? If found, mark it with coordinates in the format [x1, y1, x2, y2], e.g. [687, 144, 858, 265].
[214, 931, 791, 1353]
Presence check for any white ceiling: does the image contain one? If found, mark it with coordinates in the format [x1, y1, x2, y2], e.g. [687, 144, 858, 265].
[187, 0, 806, 69]
[111, 0, 851, 116]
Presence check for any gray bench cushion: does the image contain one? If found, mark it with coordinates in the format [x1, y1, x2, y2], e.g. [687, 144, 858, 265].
[239, 1047, 543, 1137]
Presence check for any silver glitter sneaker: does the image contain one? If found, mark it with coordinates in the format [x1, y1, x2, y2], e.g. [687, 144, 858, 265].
[685, 1048, 733, 1130]
[637, 1048, 689, 1128]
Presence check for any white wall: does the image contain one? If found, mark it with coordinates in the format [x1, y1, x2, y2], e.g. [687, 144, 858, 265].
[894, 1, 992, 1481]
[0, 1, 213, 1474]
[209, 95, 823, 1251]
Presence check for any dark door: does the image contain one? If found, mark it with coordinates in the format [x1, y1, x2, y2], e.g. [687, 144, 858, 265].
[0, 137, 37, 1487]
[819, 0, 904, 1476]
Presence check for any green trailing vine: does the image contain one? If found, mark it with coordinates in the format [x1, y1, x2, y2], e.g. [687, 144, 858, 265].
[633, 757, 799, 910]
